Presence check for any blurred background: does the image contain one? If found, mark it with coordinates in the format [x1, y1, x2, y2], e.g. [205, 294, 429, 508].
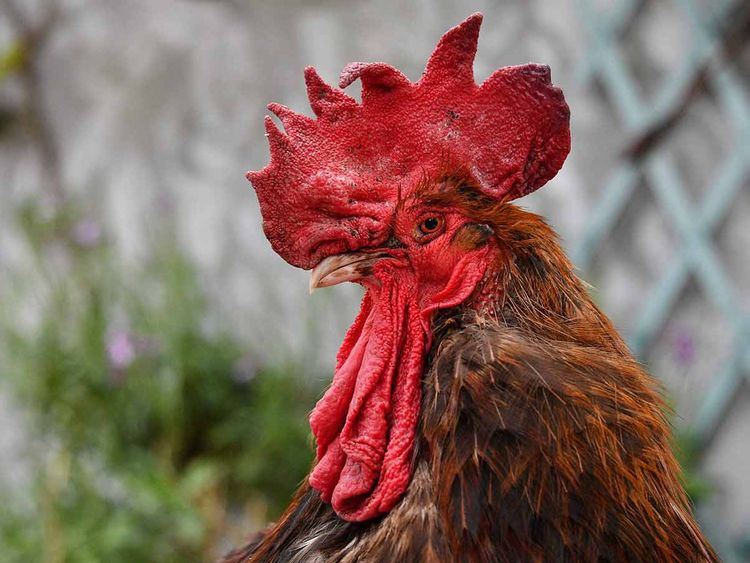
[0, 0, 748, 561]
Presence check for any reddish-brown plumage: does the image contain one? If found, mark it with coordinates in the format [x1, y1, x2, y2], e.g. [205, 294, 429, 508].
[224, 184, 718, 562]
[227, 13, 718, 563]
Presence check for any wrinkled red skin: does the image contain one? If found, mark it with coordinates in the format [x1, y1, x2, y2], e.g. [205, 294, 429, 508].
[247, 13, 570, 522]
[309, 208, 491, 521]
[248, 13, 569, 271]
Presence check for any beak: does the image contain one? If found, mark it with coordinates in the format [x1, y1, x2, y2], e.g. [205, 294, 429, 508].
[309, 252, 390, 294]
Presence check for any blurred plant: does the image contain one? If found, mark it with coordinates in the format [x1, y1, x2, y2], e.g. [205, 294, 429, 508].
[0, 39, 26, 134]
[0, 39, 27, 82]
[672, 429, 713, 505]
[0, 199, 322, 562]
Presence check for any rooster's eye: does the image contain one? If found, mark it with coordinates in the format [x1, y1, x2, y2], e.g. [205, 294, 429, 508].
[416, 216, 444, 237]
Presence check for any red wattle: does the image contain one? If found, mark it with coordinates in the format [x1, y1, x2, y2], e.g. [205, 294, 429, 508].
[308, 253, 488, 522]
[309, 272, 424, 521]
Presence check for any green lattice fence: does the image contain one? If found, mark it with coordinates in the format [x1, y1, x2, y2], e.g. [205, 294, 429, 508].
[573, 0, 750, 558]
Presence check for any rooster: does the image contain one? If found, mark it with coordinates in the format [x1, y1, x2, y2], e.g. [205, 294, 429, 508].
[225, 13, 718, 563]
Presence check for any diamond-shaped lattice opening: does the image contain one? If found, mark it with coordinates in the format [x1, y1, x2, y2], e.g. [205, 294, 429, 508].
[586, 180, 678, 334]
[647, 279, 735, 423]
[715, 175, 750, 310]
[618, 1, 692, 101]
[659, 92, 737, 204]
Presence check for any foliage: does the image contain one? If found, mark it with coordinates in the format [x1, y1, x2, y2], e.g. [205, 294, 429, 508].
[671, 430, 712, 506]
[0, 200, 322, 562]
[0, 40, 27, 82]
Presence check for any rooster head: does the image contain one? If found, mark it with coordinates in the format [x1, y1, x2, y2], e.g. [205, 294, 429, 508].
[247, 13, 570, 522]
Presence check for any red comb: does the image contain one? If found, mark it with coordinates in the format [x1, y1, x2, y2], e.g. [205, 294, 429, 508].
[248, 13, 570, 269]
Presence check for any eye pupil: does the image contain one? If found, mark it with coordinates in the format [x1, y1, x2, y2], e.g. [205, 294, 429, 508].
[415, 215, 444, 239]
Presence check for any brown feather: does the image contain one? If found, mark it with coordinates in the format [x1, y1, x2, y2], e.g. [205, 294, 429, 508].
[222, 190, 717, 562]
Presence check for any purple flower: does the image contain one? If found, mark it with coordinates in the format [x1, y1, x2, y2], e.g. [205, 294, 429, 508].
[107, 330, 136, 371]
[71, 218, 102, 248]
[671, 328, 696, 368]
